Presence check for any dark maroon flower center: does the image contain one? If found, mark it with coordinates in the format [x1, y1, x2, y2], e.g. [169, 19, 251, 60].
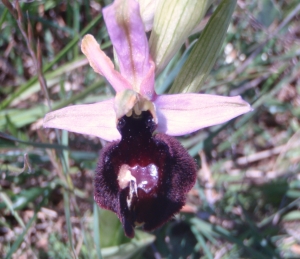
[94, 111, 197, 238]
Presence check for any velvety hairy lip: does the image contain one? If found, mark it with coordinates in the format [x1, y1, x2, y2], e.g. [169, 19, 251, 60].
[94, 111, 197, 238]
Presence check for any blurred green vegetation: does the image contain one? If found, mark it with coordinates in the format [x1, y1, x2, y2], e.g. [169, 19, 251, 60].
[0, 0, 300, 258]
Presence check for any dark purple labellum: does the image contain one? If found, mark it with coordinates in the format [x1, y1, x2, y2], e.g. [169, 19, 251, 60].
[95, 111, 197, 238]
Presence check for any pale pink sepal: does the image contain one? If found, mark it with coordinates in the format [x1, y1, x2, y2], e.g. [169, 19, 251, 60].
[81, 34, 131, 93]
[103, 0, 153, 94]
[155, 94, 252, 136]
[43, 99, 121, 141]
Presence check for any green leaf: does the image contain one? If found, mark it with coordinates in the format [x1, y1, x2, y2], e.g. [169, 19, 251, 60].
[170, 0, 237, 93]
[98, 209, 130, 248]
[100, 230, 155, 259]
[94, 208, 155, 259]
[149, 0, 211, 74]
[282, 211, 300, 221]
[156, 39, 197, 94]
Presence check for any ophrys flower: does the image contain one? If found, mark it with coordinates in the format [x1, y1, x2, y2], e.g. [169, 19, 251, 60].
[44, 0, 251, 237]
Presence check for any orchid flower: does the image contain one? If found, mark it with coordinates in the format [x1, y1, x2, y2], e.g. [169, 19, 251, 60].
[43, 0, 251, 238]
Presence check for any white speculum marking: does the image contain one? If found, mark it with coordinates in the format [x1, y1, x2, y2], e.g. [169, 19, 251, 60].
[118, 163, 159, 205]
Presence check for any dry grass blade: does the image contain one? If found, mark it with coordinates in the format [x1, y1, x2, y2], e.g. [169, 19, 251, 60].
[1, 0, 17, 19]
[37, 39, 52, 110]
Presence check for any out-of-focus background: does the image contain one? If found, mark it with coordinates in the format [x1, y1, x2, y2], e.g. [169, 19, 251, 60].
[0, 0, 300, 258]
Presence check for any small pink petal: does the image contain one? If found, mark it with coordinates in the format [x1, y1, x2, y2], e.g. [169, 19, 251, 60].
[81, 34, 131, 93]
[103, 0, 153, 95]
[43, 99, 121, 141]
[155, 94, 252, 136]
[139, 59, 156, 100]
